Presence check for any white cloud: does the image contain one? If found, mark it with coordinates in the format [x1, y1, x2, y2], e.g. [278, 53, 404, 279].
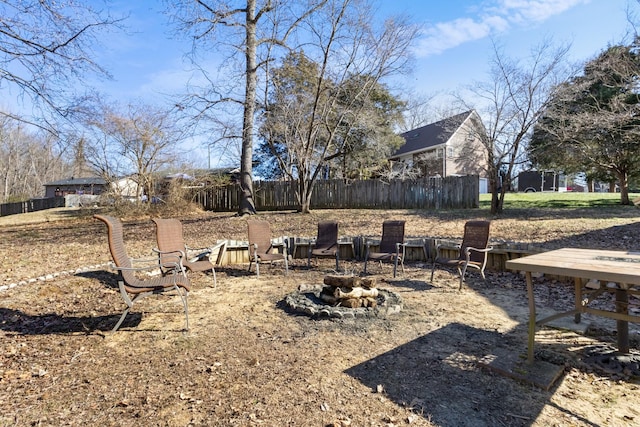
[415, 15, 510, 57]
[497, 0, 587, 23]
[415, 0, 589, 57]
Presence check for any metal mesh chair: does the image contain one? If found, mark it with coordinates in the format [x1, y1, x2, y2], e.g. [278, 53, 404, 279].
[364, 220, 406, 277]
[247, 220, 288, 277]
[152, 218, 226, 289]
[308, 221, 340, 270]
[430, 220, 492, 290]
[94, 214, 190, 332]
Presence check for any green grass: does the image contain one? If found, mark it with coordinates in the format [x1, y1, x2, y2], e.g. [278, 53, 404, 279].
[479, 192, 640, 210]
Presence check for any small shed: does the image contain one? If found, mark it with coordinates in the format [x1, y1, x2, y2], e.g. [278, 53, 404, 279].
[43, 177, 107, 198]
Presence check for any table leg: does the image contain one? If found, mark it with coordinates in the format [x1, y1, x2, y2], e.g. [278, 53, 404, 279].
[574, 277, 582, 323]
[616, 287, 629, 354]
[526, 271, 536, 363]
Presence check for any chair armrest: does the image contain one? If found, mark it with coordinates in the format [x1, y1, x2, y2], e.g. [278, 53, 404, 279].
[152, 248, 186, 258]
[109, 260, 180, 272]
[131, 256, 164, 264]
[466, 246, 493, 253]
[151, 248, 186, 270]
[463, 246, 493, 261]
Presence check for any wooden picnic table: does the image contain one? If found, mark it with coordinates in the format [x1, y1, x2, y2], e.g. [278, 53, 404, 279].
[506, 248, 640, 363]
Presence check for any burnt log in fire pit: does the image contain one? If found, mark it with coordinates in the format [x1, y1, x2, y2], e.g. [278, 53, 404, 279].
[282, 274, 402, 319]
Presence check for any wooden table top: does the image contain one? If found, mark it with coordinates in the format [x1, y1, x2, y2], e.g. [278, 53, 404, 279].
[506, 248, 640, 286]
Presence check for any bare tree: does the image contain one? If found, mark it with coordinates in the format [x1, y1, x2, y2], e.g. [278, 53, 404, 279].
[0, 116, 68, 202]
[0, 0, 122, 131]
[259, 0, 417, 213]
[82, 101, 186, 202]
[456, 39, 572, 214]
[167, 0, 326, 216]
[399, 92, 452, 133]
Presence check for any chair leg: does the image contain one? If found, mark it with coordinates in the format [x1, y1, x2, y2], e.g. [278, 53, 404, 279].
[256, 259, 260, 277]
[211, 267, 217, 290]
[284, 255, 288, 276]
[363, 246, 370, 274]
[113, 281, 134, 332]
[335, 253, 339, 271]
[112, 283, 150, 332]
[393, 256, 398, 278]
[111, 281, 189, 332]
[175, 285, 189, 331]
[430, 263, 436, 281]
[112, 307, 131, 332]
[458, 263, 468, 291]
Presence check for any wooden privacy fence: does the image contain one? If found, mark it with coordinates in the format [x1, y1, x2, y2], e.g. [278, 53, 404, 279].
[196, 175, 479, 211]
[0, 197, 65, 217]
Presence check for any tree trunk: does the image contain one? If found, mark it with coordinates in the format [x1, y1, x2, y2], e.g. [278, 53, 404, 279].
[616, 171, 631, 205]
[298, 177, 312, 214]
[300, 194, 311, 213]
[489, 174, 503, 214]
[491, 190, 504, 214]
[238, 0, 258, 216]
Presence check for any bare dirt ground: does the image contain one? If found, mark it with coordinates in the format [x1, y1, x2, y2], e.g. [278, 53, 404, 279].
[2, 206, 640, 426]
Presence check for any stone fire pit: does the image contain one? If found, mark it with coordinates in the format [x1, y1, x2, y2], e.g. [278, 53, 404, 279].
[282, 275, 403, 319]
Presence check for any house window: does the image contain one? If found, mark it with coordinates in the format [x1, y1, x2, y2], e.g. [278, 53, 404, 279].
[447, 146, 454, 157]
[436, 148, 444, 159]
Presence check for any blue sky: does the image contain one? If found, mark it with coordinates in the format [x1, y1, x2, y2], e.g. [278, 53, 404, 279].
[99, 0, 631, 97]
[86, 0, 638, 166]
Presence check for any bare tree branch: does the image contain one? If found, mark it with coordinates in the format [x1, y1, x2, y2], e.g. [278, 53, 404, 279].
[0, 0, 124, 130]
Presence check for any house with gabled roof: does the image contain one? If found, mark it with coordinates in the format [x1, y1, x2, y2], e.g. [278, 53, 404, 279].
[43, 176, 141, 200]
[389, 110, 489, 190]
[43, 177, 107, 198]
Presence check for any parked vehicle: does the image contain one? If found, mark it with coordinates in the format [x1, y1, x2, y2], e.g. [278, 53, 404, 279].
[516, 171, 560, 193]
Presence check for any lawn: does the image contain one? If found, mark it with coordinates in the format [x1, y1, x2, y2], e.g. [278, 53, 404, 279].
[480, 191, 640, 209]
[1, 195, 640, 426]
